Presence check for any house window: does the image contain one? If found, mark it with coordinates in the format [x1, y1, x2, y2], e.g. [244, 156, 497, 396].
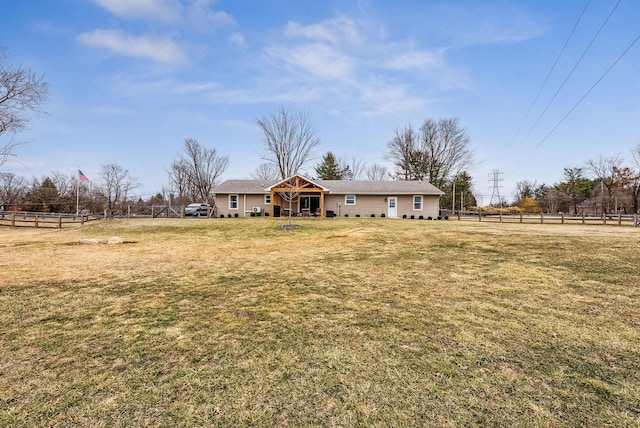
[229, 194, 238, 210]
[264, 194, 271, 205]
[413, 195, 423, 210]
[345, 195, 356, 205]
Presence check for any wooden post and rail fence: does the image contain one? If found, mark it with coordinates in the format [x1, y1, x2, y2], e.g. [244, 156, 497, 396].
[2, 208, 638, 228]
[1, 205, 183, 228]
[451, 210, 639, 227]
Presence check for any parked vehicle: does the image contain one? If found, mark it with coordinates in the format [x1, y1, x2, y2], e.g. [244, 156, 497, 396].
[185, 203, 211, 217]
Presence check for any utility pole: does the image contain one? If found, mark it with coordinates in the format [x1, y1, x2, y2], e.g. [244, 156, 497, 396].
[452, 178, 456, 212]
[489, 170, 503, 208]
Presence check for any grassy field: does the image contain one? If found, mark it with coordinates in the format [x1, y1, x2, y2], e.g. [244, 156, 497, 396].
[1, 218, 639, 427]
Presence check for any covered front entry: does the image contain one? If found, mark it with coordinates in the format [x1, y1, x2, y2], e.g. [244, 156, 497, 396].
[267, 175, 329, 218]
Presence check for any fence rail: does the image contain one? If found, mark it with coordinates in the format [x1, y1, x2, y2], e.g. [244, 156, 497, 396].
[3, 209, 639, 229]
[448, 211, 639, 227]
[0, 211, 102, 229]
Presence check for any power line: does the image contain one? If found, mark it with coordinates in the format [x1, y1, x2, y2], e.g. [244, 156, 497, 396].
[510, 0, 591, 144]
[526, 31, 640, 157]
[519, 0, 621, 146]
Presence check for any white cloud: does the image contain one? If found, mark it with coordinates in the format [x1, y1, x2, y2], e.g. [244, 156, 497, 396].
[229, 32, 247, 48]
[91, 0, 180, 22]
[460, 22, 545, 45]
[385, 49, 445, 71]
[185, 0, 236, 30]
[91, 0, 236, 30]
[261, 15, 455, 117]
[77, 29, 189, 64]
[269, 43, 355, 82]
[108, 74, 218, 99]
[284, 16, 362, 45]
[441, 5, 547, 46]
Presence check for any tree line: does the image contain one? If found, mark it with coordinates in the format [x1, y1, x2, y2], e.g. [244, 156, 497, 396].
[512, 148, 640, 215]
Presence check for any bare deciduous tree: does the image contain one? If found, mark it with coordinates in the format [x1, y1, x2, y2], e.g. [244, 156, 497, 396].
[366, 163, 390, 181]
[167, 160, 191, 207]
[347, 157, 366, 180]
[256, 107, 321, 179]
[513, 180, 538, 206]
[99, 163, 138, 213]
[0, 43, 49, 167]
[337, 156, 366, 180]
[48, 171, 77, 213]
[170, 138, 228, 206]
[251, 162, 280, 181]
[387, 124, 417, 180]
[0, 172, 26, 209]
[387, 118, 473, 189]
[586, 155, 622, 213]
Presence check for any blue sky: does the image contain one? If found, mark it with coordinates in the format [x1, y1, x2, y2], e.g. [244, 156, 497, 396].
[3, 0, 639, 204]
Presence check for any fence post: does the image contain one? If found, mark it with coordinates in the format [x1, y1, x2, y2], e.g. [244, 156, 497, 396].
[602, 213, 606, 225]
[104, 209, 108, 220]
[499, 211, 503, 223]
[618, 214, 622, 226]
[561, 213, 564, 224]
[520, 212, 523, 223]
[582, 213, 585, 224]
[11, 213, 15, 227]
[128, 205, 131, 219]
[35, 216, 39, 228]
[457, 210, 461, 220]
[540, 212, 544, 224]
[478, 211, 482, 222]
[634, 213, 638, 226]
[58, 214, 62, 229]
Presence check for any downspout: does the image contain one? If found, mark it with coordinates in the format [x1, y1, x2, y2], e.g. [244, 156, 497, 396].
[243, 194, 247, 218]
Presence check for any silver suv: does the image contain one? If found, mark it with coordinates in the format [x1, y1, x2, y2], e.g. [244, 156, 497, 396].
[185, 203, 211, 217]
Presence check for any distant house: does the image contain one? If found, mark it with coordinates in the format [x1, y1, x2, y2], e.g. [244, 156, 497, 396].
[213, 174, 443, 219]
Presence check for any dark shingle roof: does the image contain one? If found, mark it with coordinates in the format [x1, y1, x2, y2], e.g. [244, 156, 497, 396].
[315, 180, 443, 195]
[213, 179, 277, 194]
[213, 177, 443, 195]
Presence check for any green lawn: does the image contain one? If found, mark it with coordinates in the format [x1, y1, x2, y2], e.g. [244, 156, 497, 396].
[1, 218, 639, 427]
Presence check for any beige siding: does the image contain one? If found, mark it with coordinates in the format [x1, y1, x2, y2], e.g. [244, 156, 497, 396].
[215, 193, 270, 217]
[215, 192, 440, 219]
[325, 194, 440, 218]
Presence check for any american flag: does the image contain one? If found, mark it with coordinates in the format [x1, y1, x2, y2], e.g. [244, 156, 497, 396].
[78, 169, 90, 183]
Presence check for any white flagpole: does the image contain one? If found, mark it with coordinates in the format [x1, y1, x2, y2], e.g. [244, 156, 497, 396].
[76, 167, 80, 217]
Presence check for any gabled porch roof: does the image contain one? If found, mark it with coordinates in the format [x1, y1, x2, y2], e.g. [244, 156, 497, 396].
[266, 174, 330, 193]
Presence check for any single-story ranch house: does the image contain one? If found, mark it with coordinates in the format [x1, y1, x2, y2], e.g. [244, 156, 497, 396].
[213, 174, 443, 219]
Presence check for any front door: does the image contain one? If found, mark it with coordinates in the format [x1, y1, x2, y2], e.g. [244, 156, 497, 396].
[387, 196, 397, 218]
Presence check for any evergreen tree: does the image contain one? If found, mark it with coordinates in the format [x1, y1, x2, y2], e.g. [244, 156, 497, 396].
[315, 152, 348, 180]
[24, 177, 61, 212]
[555, 167, 593, 214]
[440, 171, 476, 210]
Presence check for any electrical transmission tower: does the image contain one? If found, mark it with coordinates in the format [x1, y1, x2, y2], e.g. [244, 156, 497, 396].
[489, 169, 503, 207]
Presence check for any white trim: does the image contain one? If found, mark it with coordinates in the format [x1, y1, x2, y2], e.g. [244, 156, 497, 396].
[388, 196, 398, 218]
[264, 194, 271, 205]
[229, 194, 239, 210]
[345, 194, 356, 205]
[413, 195, 423, 211]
